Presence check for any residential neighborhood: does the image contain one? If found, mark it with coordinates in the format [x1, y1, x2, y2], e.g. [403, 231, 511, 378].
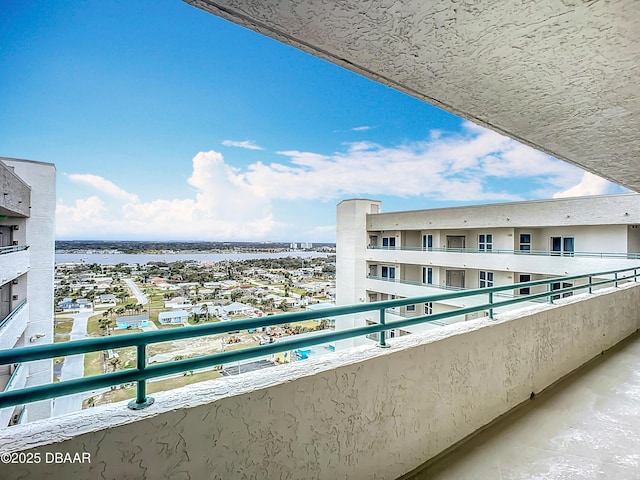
[53, 255, 337, 406]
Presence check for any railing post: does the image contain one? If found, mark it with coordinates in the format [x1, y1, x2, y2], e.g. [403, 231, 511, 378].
[548, 283, 554, 304]
[488, 292, 494, 319]
[614, 272, 618, 288]
[588, 276, 592, 294]
[378, 308, 390, 348]
[635, 269, 638, 282]
[128, 343, 154, 410]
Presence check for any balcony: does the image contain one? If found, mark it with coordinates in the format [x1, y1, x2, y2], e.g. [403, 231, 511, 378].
[0, 364, 27, 427]
[367, 246, 640, 276]
[407, 332, 640, 479]
[0, 162, 31, 217]
[0, 300, 28, 350]
[0, 268, 638, 478]
[366, 275, 544, 310]
[0, 245, 29, 285]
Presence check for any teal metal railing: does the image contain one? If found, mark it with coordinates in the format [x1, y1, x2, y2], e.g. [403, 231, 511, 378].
[368, 245, 640, 259]
[0, 245, 28, 255]
[0, 299, 27, 331]
[3, 364, 24, 392]
[0, 267, 638, 411]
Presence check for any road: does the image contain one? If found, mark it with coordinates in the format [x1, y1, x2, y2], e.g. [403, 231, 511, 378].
[52, 280, 149, 416]
[51, 309, 93, 417]
[124, 278, 148, 304]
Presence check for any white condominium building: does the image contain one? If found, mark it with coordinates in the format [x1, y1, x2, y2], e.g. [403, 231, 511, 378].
[336, 194, 640, 347]
[0, 158, 56, 426]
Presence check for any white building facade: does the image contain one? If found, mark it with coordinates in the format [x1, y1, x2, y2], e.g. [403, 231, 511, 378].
[336, 194, 640, 348]
[0, 158, 56, 426]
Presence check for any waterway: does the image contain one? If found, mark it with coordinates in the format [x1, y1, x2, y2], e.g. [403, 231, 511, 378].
[55, 251, 330, 265]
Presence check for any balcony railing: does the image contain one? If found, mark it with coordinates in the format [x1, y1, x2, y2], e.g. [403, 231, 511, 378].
[3, 364, 23, 392]
[367, 275, 540, 301]
[0, 267, 637, 413]
[0, 245, 28, 255]
[0, 299, 27, 331]
[368, 245, 640, 259]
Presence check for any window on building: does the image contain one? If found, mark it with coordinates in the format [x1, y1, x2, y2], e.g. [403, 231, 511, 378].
[551, 236, 575, 256]
[369, 235, 378, 247]
[424, 302, 433, 315]
[446, 270, 465, 288]
[422, 267, 433, 285]
[382, 237, 396, 249]
[368, 293, 378, 302]
[563, 237, 575, 255]
[519, 274, 531, 295]
[519, 234, 531, 252]
[370, 204, 379, 214]
[479, 234, 493, 252]
[422, 234, 433, 250]
[406, 304, 416, 312]
[381, 266, 396, 280]
[479, 270, 494, 288]
[369, 264, 378, 277]
[366, 319, 378, 342]
[552, 281, 573, 300]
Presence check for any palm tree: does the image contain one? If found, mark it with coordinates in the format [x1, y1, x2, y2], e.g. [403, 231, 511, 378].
[108, 356, 121, 372]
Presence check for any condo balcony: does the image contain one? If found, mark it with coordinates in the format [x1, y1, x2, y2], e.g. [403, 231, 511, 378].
[0, 268, 638, 479]
[0, 245, 29, 285]
[0, 299, 28, 351]
[0, 363, 27, 427]
[0, 162, 31, 218]
[366, 245, 640, 277]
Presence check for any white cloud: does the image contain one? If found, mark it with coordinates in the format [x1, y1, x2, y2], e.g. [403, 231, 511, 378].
[351, 126, 374, 131]
[68, 174, 139, 203]
[58, 151, 275, 240]
[222, 140, 264, 150]
[246, 122, 580, 202]
[57, 123, 601, 240]
[553, 172, 623, 199]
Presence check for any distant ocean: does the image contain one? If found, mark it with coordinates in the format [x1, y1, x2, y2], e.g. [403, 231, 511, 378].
[55, 251, 330, 265]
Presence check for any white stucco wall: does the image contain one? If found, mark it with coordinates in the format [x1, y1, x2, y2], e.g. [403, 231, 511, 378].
[336, 199, 381, 349]
[368, 194, 640, 231]
[2, 283, 638, 480]
[2, 159, 56, 422]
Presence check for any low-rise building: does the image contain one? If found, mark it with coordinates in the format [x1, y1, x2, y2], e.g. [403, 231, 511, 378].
[158, 310, 188, 325]
[116, 315, 149, 330]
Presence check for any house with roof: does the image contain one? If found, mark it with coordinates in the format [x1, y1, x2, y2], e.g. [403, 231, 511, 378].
[157, 310, 188, 325]
[115, 314, 149, 330]
[223, 302, 254, 317]
[96, 294, 117, 306]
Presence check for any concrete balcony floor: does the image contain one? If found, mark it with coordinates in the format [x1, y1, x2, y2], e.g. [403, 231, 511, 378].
[405, 332, 640, 480]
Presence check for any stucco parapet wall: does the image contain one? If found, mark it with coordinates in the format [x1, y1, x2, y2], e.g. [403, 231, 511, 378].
[1, 283, 639, 479]
[367, 193, 640, 230]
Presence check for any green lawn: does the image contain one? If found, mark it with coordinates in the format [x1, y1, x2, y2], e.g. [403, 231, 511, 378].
[86, 369, 223, 407]
[84, 351, 104, 377]
[86, 313, 104, 337]
[54, 318, 74, 343]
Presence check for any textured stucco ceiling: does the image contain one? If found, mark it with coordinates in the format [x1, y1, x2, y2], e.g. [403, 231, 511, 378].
[184, 0, 640, 193]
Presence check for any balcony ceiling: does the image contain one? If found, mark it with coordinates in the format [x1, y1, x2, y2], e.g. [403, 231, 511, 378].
[186, 0, 640, 193]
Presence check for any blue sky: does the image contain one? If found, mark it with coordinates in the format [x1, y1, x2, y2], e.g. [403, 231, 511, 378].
[0, 0, 626, 242]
